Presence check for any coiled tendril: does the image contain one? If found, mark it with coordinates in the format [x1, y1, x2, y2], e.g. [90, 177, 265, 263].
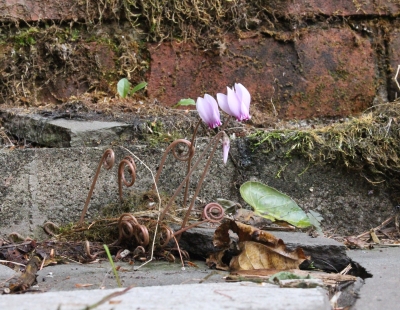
[202, 202, 225, 222]
[153, 139, 194, 190]
[118, 156, 137, 202]
[116, 213, 149, 247]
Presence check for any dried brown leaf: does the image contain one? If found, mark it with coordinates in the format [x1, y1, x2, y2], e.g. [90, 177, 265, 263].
[9, 256, 41, 292]
[206, 250, 229, 271]
[229, 241, 306, 271]
[213, 220, 279, 248]
[344, 236, 368, 249]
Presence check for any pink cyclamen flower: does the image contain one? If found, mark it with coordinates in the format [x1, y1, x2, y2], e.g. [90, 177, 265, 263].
[222, 132, 230, 165]
[217, 83, 251, 121]
[196, 94, 222, 129]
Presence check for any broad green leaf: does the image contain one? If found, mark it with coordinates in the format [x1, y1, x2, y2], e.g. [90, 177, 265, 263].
[240, 181, 311, 228]
[173, 98, 196, 108]
[306, 210, 323, 233]
[130, 81, 148, 94]
[117, 78, 130, 98]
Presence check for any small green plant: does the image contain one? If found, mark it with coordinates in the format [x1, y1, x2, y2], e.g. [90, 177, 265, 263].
[103, 244, 122, 288]
[173, 98, 196, 108]
[117, 78, 147, 98]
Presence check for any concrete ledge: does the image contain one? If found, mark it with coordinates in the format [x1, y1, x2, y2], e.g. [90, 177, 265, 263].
[0, 110, 135, 147]
[0, 136, 393, 237]
[0, 282, 331, 310]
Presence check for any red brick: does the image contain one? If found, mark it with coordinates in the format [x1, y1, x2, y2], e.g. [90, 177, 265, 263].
[46, 42, 116, 100]
[147, 28, 376, 122]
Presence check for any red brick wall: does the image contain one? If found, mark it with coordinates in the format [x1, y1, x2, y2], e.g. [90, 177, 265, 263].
[2, 0, 400, 123]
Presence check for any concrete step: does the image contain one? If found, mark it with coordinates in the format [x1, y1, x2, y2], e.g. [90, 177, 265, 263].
[0, 280, 331, 310]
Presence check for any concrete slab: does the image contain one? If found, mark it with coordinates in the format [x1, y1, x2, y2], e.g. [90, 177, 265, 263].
[0, 282, 331, 310]
[47, 119, 131, 147]
[0, 110, 133, 147]
[34, 261, 227, 291]
[347, 247, 400, 310]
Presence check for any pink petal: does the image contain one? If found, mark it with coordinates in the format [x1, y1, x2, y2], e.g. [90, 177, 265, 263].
[235, 83, 251, 112]
[196, 95, 221, 128]
[222, 133, 230, 164]
[234, 83, 251, 121]
[217, 92, 232, 116]
[227, 86, 242, 120]
[204, 94, 221, 127]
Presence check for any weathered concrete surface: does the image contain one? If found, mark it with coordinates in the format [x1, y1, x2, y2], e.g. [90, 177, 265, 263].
[148, 27, 376, 122]
[0, 110, 135, 147]
[0, 134, 394, 237]
[0, 281, 331, 310]
[36, 261, 226, 291]
[347, 247, 400, 310]
[0, 142, 236, 238]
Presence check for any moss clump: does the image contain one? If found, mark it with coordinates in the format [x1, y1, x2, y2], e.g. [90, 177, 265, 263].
[249, 102, 400, 197]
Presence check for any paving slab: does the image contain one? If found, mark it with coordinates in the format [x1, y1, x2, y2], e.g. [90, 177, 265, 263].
[0, 235, 362, 309]
[35, 261, 227, 291]
[0, 281, 331, 310]
[347, 247, 400, 310]
[0, 110, 134, 147]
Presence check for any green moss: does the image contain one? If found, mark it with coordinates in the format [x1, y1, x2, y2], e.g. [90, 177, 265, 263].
[143, 120, 181, 147]
[248, 103, 400, 188]
[12, 27, 39, 47]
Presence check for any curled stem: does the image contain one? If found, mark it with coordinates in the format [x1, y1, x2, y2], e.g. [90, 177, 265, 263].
[182, 120, 201, 209]
[79, 149, 115, 225]
[158, 130, 226, 223]
[179, 131, 227, 231]
[152, 138, 195, 191]
[118, 156, 137, 202]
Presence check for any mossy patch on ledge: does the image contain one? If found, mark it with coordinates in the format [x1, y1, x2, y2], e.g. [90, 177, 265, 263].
[248, 102, 400, 198]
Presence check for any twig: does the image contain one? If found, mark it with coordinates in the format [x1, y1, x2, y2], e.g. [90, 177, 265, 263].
[0, 260, 26, 267]
[172, 235, 185, 270]
[0, 129, 15, 146]
[214, 290, 234, 301]
[270, 86, 278, 117]
[357, 215, 395, 239]
[394, 65, 400, 93]
[339, 264, 352, 275]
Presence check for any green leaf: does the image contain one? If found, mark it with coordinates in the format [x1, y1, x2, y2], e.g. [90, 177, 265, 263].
[130, 81, 148, 94]
[103, 244, 121, 287]
[216, 198, 239, 215]
[173, 98, 196, 108]
[117, 78, 130, 98]
[306, 210, 324, 233]
[239, 181, 311, 228]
